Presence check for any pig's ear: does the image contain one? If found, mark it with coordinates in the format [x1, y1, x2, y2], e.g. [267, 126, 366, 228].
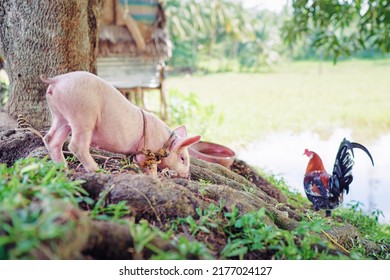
[171, 135, 201, 151]
[173, 125, 188, 138]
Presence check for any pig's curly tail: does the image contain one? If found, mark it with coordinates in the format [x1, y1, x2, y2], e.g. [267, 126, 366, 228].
[40, 74, 56, 84]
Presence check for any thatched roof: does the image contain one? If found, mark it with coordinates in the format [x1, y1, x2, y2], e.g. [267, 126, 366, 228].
[98, 0, 171, 61]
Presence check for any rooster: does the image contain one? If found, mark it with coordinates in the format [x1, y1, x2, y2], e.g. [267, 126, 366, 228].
[303, 138, 374, 217]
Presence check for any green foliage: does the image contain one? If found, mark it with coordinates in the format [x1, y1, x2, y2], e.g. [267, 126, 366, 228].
[163, 0, 389, 70]
[222, 208, 275, 259]
[0, 158, 87, 208]
[175, 202, 223, 236]
[83, 190, 390, 260]
[90, 199, 130, 222]
[0, 203, 74, 259]
[334, 201, 390, 259]
[89, 184, 131, 222]
[151, 235, 213, 260]
[128, 219, 213, 260]
[173, 203, 346, 260]
[222, 207, 338, 260]
[128, 219, 159, 256]
[282, 0, 389, 63]
[336, 201, 390, 243]
[162, 0, 283, 71]
[169, 41, 199, 71]
[167, 88, 223, 140]
[0, 158, 87, 259]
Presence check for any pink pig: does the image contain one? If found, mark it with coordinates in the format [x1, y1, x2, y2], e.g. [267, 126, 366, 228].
[40, 71, 201, 178]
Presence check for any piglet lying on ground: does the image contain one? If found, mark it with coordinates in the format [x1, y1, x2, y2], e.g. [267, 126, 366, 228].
[40, 71, 201, 178]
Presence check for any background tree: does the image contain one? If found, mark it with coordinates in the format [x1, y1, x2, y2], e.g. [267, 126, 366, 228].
[282, 0, 389, 63]
[162, 0, 279, 71]
[0, 0, 104, 129]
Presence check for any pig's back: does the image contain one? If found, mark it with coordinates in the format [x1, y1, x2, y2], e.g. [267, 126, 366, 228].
[47, 71, 135, 116]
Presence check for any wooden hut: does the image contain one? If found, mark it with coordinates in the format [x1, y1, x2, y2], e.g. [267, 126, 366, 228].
[97, 0, 171, 119]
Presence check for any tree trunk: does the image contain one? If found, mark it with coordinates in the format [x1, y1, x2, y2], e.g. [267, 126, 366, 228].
[87, 0, 106, 74]
[0, 0, 104, 129]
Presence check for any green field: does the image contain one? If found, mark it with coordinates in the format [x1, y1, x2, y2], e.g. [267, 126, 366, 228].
[166, 59, 390, 146]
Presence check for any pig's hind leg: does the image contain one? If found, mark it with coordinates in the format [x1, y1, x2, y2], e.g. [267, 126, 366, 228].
[44, 116, 71, 166]
[68, 128, 99, 172]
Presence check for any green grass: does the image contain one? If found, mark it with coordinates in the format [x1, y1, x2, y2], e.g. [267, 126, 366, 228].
[0, 158, 89, 259]
[166, 59, 390, 146]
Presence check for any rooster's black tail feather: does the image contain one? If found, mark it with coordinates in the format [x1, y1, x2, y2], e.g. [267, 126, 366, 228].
[351, 142, 375, 166]
[330, 138, 374, 197]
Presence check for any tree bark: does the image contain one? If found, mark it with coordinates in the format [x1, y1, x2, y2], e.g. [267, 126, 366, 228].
[0, 0, 104, 129]
[87, 0, 105, 73]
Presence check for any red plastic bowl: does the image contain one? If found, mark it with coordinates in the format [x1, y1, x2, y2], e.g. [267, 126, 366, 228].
[189, 141, 236, 168]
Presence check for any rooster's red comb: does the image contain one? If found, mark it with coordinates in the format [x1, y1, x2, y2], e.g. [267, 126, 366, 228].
[303, 149, 313, 157]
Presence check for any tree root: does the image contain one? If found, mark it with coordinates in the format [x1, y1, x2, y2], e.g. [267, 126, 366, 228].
[74, 173, 209, 225]
[0, 129, 388, 259]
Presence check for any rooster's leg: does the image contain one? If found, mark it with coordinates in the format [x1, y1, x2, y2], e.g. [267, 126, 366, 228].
[325, 210, 332, 217]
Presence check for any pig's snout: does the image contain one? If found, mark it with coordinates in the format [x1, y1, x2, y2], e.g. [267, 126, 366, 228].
[179, 171, 190, 179]
[173, 169, 190, 179]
